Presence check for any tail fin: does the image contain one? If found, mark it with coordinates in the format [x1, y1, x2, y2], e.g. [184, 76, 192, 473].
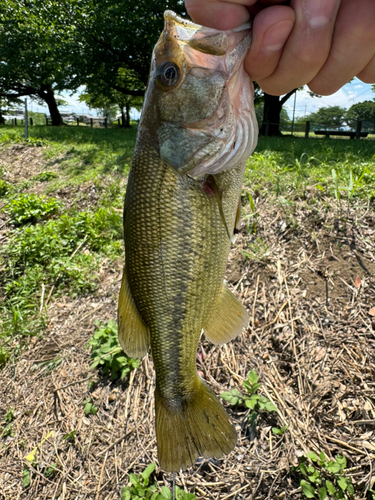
[155, 378, 237, 472]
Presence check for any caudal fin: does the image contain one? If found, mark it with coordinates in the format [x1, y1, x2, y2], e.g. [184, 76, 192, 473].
[155, 378, 236, 472]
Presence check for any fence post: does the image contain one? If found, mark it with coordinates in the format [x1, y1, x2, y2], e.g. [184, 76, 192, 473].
[305, 121, 310, 139]
[118, 118, 121, 127]
[45, 115, 48, 126]
[15, 118, 17, 126]
[77, 118, 79, 126]
[90, 118, 93, 128]
[355, 120, 362, 140]
[30, 117, 33, 126]
[104, 117, 108, 129]
[24, 98, 28, 139]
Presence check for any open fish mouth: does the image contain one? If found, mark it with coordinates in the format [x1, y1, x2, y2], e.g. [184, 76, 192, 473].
[144, 10, 258, 178]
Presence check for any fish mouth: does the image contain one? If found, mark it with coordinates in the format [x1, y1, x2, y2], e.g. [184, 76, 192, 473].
[153, 11, 257, 177]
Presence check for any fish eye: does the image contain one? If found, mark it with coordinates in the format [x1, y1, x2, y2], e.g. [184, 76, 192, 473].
[156, 62, 181, 90]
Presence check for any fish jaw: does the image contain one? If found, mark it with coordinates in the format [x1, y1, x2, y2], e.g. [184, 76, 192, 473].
[140, 11, 257, 179]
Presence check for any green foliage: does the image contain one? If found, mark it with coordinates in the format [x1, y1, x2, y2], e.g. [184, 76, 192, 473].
[346, 101, 375, 129]
[87, 320, 140, 381]
[0, 179, 13, 197]
[245, 136, 375, 200]
[3, 193, 61, 225]
[83, 397, 98, 416]
[1, 407, 15, 438]
[22, 468, 31, 488]
[0, 205, 123, 364]
[63, 430, 76, 443]
[305, 106, 347, 129]
[44, 462, 57, 479]
[294, 452, 354, 499]
[221, 370, 278, 429]
[121, 464, 196, 500]
[244, 192, 259, 234]
[32, 171, 59, 182]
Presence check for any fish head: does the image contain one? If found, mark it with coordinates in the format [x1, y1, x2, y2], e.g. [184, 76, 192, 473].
[142, 10, 258, 177]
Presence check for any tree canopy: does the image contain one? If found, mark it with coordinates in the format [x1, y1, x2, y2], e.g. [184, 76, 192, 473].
[304, 106, 347, 129]
[346, 100, 375, 129]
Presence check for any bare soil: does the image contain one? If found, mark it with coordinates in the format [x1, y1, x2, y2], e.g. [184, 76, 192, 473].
[0, 147, 375, 499]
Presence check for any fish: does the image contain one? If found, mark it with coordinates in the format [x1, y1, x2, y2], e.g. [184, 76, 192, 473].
[117, 10, 258, 472]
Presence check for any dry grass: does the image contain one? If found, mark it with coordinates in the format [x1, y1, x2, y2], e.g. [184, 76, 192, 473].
[1, 182, 374, 499]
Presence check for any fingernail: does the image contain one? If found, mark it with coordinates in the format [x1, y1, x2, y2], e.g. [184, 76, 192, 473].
[263, 19, 294, 52]
[304, 0, 338, 29]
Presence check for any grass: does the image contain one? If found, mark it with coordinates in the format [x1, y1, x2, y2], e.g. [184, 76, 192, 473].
[0, 125, 374, 366]
[245, 136, 375, 201]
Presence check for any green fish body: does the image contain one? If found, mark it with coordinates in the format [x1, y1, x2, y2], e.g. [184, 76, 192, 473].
[118, 11, 258, 472]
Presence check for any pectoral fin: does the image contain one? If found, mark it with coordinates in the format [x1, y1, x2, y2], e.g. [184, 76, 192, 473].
[203, 284, 248, 345]
[117, 267, 150, 358]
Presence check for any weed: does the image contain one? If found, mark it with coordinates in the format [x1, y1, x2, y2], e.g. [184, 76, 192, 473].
[221, 370, 278, 430]
[1, 407, 15, 438]
[22, 468, 31, 488]
[241, 238, 270, 262]
[83, 397, 98, 416]
[3, 193, 61, 225]
[121, 463, 196, 500]
[63, 430, 76, 443]
[44, 462, 57, 479]
[294, 451, 354, 499]
[243, 193, 259, 234]
[0, 179, 13, 197]
[87, 320, 140, 380]
[32, 171, 59, 182]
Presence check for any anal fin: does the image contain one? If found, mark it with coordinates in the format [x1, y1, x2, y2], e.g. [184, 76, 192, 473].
[203, 284, 248, 345]
[117, 267, 150, 358]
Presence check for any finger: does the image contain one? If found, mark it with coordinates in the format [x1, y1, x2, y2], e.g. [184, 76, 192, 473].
[357, 53, 375, 84]
[256, 0, 341, 95]
[184, 0, 289, 30]
[244, 5, 295, 81]
[184, 0, 255, 30]
[308, 0, 375, 94]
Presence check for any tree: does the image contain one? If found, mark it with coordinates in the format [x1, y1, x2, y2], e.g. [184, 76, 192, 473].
[66, 0, 187, 99]
[345, 101, 375, 130]
[259, 91, 298, 136]
[305, 106, 346, 129]
[255, 102, 290, 130]
[0, 0, 78, 125]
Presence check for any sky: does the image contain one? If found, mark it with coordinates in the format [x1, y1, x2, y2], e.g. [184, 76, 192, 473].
[26, 78, 374, 120]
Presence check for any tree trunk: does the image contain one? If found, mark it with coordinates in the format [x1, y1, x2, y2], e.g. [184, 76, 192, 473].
[260, 94, 283, 136]
[125, 103, 130, 128]
[259, 90, 297, 136]
[120, 105, 130, 128]
[38, 86, 63, 126]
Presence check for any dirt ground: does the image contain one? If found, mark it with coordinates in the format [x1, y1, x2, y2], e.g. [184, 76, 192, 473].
[0, 146, 375, 499]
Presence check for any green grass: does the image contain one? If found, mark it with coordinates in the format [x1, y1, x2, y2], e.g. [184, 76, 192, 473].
[0, 125, 374, 366]
[245, 136, 375, 200]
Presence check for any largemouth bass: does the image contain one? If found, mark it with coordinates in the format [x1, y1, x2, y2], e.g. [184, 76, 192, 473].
[118, 10, 258, 472]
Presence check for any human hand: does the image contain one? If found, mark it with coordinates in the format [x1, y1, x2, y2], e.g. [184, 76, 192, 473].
[184, 0, 375, 96]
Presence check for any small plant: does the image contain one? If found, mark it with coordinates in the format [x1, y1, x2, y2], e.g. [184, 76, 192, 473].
[243, 193, 259, 234]
[121, 463, 196, 500]
[1, 407, 15, 438]
[83, 397, 98, 416]
[3, 193, 61, 225]
[32, 171, 59, 182]
[44, 462, 57, 479]
[22, 468, 31, 488]
[221, 370, 278, 428]
[294, 451, 354, 499]
[87, 319, 140, 380]
[0, 179, 13, 197]
[63, 430, 76, 443]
